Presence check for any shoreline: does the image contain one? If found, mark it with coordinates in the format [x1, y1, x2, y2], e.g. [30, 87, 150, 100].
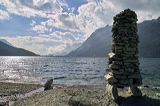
[0, 81, 160, 106]
[0, 82, 43, 106]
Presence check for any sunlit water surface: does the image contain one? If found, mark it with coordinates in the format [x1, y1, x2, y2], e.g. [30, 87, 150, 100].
[0, 57, 160, 87]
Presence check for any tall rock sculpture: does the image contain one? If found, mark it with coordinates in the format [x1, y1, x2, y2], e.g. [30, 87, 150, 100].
[104, 9, 142, 101]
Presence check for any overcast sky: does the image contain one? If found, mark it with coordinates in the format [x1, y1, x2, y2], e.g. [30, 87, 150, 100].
[0, 0, 160, 55]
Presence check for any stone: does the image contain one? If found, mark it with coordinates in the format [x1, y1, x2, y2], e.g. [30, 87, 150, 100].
[0, 101, 7, 106]
[111, 70, 124, 74]
[119, 79, 133, 85]
[117, 43, 124, 46]
[105, 9, 142, 101]
[115, 46, 123, 50]
[114, 75, 126, 79]
[44, 77, 53, 91]
[108, 53, 115, 58]
[156, 93, 160, 97]
[113, 61, 123, 65]
[128, 74, 141, 78]
[126, 48, 137, 52]
[121, 37, 129, 40]
[119, 69, 124, 72]
[104, 74, 117, 84]
[108, 64, 120, 69]
[68, 100, 84, 106]
[133, 77, 142, 85]
[123, 62, 130, 66]
[125, 68, 135, 73]
[128, 86, 142, 97]
[106, 84, 118, 102]
[123, 52, 136, 55]
[143, 85, 149, 88]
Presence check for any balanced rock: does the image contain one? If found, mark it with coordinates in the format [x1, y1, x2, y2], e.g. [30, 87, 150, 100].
[44, 77, 53, 91]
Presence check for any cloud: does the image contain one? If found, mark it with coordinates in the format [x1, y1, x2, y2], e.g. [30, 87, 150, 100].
[0, 31, 83, 55]
[2, 0, 160, 36]
[0, 10, 10, 20]
[1, 36, 63, 55]
[43, 12, 80, 32]
[0, 0, 63, 18]
[97, 0, 160, 22]
[39, 34, 50, 38]
[31, 25, 49, 33]
[50, 31, 77, 44]
[19, 0, 63, 12]
[1, 0, 160, 55]
[30, 20, 36, 26]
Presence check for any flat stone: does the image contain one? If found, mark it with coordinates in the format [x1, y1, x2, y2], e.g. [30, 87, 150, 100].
[116, 57, 123, 61]
[119, 69, 125, 72]
[133, 77, 142, 85]
[121, 37, 129, 40]
[115, 50, 123, 53]
[113, 61, 123, 65]
[104, 74, 118, 84]
[156, 93, 160, 97]
[128, 74, 141, 78]
[117, 43, 124, 46]
[115, 46, 123, 50]
[106, 84, 118, 101]
[126, 48, 137, 52]
[128, 86, 142, 97]
[123, 52, 136, 55]
[108, 53, 115, 58]
[119, 79, 133, 85]
[125, 68, 135, 73]
[114, 75, 126, 79]
[111, 70, 124, 74]
[123, 62, 130, 66]
[108, 64, 120, 69]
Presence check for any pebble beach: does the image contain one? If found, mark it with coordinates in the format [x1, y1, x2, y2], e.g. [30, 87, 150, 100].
[0, 81, 160, 106]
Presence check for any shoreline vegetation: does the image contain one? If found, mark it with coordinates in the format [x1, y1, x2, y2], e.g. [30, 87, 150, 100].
[0, 81, 160, 106]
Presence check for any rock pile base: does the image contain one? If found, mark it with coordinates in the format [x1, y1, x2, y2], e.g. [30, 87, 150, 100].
[104, 9, 142, 101]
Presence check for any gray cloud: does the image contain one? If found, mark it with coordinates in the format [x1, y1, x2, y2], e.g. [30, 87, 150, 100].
[58, 13, 79, 29]
[1, 0, 160, 55]
[18, 0, 62, 12]
[109, 0, 160, 16]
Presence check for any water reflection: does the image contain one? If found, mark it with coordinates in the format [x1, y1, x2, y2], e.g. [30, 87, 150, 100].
[0, 57, 160, 87]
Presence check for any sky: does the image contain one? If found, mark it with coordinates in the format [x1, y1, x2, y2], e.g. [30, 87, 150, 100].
[0, 0, 160, 55]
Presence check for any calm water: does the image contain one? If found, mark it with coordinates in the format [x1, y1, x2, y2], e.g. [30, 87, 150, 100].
[0, 57, 160, 87]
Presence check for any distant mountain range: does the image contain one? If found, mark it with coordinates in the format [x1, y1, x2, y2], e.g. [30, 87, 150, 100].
[67, 17, 160, 57]
[0, 39, 39, 56]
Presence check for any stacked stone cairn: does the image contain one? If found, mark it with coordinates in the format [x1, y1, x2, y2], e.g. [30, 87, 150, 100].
[104, 9, 142, 101]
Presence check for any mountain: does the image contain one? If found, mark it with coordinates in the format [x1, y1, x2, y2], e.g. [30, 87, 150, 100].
[67, 25, 112, 57]
[138, 17, 160, 57]
[0, 39, 14, 47]
[67, 17, 160, 57]
[0, 41, 39, 56]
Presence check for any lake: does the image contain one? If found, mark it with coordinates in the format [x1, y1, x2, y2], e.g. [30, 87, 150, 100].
[0, 57, 160, 88]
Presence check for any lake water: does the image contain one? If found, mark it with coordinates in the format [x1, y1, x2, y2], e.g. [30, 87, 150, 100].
[0, 57, 160, 88]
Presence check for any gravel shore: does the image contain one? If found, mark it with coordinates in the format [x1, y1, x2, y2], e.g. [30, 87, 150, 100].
[0, 82, 42, 106]
[0, 82, 160, 106]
